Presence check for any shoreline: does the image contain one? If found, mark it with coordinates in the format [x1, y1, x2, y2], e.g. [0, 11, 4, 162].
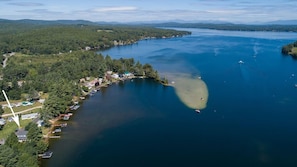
[42, 76, 139, 141]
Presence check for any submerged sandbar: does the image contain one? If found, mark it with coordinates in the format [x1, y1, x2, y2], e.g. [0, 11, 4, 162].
[165, 73, 208, 110]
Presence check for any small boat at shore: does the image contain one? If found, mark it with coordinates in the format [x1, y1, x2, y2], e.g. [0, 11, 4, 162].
[70, 104, 80, 110]
[60, 123, 67, 127]
[63, 115, 70, 120]
[52, 128, 62, 134]
[195, 109, 200, 113]
[238, 60, 244, 64]
[42, 151, 53, 159]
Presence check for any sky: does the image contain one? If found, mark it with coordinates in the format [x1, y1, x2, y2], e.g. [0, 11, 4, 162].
[1, 0, 297, 23]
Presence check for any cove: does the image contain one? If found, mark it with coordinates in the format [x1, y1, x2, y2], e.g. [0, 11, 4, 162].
[43, 28, 297, 167]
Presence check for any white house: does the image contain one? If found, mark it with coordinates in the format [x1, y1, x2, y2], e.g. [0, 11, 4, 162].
[21, 113, 39, 120]
[111, 73, 119, 79]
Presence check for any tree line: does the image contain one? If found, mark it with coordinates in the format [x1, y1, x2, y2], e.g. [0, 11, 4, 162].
[0, 21, 190, 55]
[282, 41, 297, 58]
[150, 22, 297, 32]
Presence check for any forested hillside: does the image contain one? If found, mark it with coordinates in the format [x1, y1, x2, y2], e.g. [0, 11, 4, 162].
[0, 20, 190, 55]
[0, 21, 184, 117]
[149, 22, 297, 32]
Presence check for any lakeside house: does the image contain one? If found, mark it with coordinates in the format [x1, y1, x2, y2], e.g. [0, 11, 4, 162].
[111, 73, 119, 79]
[15, 129, 28, 142]
[21, 113, 39, 120]
[36, 120, 44, 127]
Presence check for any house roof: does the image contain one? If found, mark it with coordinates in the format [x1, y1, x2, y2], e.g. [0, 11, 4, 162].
[21, 113, 39, 119]
[15, 129, 28, 137]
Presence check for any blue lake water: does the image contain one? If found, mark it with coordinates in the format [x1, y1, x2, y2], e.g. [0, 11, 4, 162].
[42, 29, 297, 167]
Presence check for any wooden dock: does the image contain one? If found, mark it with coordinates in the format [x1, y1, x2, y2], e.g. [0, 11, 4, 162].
[48, 136, 61, 139]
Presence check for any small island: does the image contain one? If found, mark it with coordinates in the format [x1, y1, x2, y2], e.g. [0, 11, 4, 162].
[282, 41, 297, 58]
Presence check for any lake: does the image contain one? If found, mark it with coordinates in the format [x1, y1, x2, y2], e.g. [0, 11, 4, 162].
[42, 28, 297, 167]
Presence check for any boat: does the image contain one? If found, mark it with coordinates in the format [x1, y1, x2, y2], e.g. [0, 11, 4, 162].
[70, 104, 80, 110]
[195, 109, 200, 113]
[63, 115, 70, 121]
[52, 128, 62, 134]
[60, 123, 67, 127]
[238, 60, 244, 64]
[42, 151, 53, 159]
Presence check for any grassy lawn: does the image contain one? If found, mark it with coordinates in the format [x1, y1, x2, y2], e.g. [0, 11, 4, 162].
[0, 119, 32, 139]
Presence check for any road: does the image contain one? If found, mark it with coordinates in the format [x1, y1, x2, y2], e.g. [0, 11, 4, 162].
[1, 106, 43, 117]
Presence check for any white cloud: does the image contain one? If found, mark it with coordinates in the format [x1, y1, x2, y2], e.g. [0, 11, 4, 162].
[8, 2, 43, 7]
[93, 6, 138, 12]
[206, 9, 244, 14]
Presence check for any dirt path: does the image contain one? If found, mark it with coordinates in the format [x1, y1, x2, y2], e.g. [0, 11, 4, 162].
[1, 106, 43, 117]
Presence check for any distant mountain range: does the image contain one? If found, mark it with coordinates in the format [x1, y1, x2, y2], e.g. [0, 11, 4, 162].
[264, 20, 297, 25]
[1, 19, 297, 33]
[0, 19, 96, 25]
[97, 19, 297, 26]
[1, 18, 297, 26]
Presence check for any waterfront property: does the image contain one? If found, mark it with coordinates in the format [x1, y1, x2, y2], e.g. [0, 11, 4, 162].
[15, 129, 28, 142]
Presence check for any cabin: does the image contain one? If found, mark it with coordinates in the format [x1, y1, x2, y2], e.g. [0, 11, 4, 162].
[15, 129, 28, 142]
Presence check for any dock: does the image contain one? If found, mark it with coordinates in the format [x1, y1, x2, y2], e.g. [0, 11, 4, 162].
[48, 136, 61, 139]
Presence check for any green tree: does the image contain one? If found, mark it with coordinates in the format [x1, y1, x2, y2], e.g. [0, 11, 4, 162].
[5, 132, 19, 150]
[0, 145, 18, 167]
[0, 105, 4, 116]
[16, 153, 38, 167]
[26, 122, 42, 143]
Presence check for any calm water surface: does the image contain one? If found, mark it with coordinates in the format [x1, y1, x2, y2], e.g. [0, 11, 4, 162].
[43, 29, 297, 167]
